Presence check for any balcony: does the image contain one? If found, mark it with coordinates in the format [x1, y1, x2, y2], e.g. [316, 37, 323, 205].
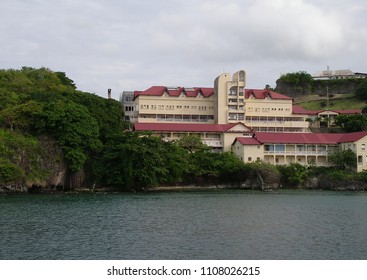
[202, 139, 223, 148]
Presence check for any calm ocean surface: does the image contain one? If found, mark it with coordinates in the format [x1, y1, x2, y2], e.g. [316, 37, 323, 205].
[1, 190, 367, 260]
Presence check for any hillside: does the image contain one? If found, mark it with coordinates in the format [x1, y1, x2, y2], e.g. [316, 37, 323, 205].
[0, 67, 125, 192]
[274, 71, 367, 111]
[294, 93, 366, 111]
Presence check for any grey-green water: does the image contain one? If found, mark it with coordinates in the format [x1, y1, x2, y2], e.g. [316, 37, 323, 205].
[1, 190, 367, 259]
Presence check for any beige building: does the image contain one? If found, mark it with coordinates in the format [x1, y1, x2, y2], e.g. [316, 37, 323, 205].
[123, 69, 365, 170]
[131, 86, 215, 124]
[243, 90, 309, 132]
[124, 70, 312, 132]
[233, 131, 367, 172]
[214, 70, 246, 124]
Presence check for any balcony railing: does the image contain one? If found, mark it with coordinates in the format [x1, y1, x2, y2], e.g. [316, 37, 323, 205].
[263, 150, 333, 156]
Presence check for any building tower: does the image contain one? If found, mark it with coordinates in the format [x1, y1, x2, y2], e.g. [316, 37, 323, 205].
[214, 70, 246, 124]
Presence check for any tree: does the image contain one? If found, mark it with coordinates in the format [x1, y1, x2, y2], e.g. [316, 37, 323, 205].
[0, 101, 43, 132]
[34, 100, 101, 171]
[328, 148, 357, 170]
[277, 162, 308, 187]
[175, 134, 209, 153]
[334, 114, 367, 132]
[96, 132, 189, 190]
[355, 79, 367, 100]
[278, 71, 313, 94]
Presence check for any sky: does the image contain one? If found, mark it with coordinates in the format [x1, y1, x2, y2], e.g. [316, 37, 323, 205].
[1, 0, 366, 100]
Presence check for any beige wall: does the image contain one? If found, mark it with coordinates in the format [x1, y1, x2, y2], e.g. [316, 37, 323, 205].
[214, 70, 246, 124]
[137, 94, 215, 123]
[342, 136, 367, 172]
[233, 142, 262, 163]
[244, 98, 309, 132]
[236, 142, 358, 169]
[244, 98, 293, 117]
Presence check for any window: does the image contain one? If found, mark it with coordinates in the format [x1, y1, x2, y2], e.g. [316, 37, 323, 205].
[358, 155, 363, 163]
[229, 88, 237, 96]
[362, 144, 366, 151]
[248, 157, 252, 162]
[229, 113, 237, 120]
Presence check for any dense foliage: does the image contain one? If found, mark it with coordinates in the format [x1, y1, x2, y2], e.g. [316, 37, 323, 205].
[93, 132, 250, 191]
[328, 148, 357, 170]
[355, 79, 367, 100]
[0, 67, 124, 186]
[334, 114, 367, 133]
[276, 71, 364, 97]
[278, 71, 313, 88]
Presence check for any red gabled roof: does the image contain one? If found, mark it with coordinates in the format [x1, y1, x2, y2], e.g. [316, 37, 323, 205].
[235, 137, 262, 145]
[134, 86, 214, 98]
[199, 87, 215, 97]
[245, 89, 292, 100]
[134, 122, 249, 133]
[254, 132, 344, 144]
[332, 109, 362, 115]
[338, 131, 367, 143]
[292, 105, 321, 115]
[292, 105, 362, 116]
[235, 131, 367, 146]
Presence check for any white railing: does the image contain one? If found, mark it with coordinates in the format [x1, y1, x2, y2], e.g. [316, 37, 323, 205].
[264, 151, 329, 156]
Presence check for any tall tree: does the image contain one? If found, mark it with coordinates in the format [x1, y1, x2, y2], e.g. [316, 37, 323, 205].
[334, 114, 367, 132]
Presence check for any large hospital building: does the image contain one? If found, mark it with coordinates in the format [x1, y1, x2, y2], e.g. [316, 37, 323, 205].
[120, 70, 367, 171]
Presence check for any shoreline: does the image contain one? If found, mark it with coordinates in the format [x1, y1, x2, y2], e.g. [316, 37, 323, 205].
[1, 183, 366, 194]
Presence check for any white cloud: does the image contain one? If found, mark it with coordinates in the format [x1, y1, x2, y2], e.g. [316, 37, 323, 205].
[0, 0, 366, 99]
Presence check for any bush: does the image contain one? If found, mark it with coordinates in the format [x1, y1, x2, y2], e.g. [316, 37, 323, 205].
[0, 160, 24, 184]
[277, 162, 308, 187]
[247, 161, 281, 186]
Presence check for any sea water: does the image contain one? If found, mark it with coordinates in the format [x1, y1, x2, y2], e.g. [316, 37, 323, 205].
[1, 190, 366, 259]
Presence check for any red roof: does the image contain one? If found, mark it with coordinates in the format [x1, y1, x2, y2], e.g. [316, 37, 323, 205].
[245, 89, 292, 100]
[134, 86, 214, 98]
[235, 131, 367, 145]
[235, 137, 262, 145]
[292, 105, 321, 115]
[292, 105, 362, 115]
[254, 132, 344, 144]
[134, 122, 249, 133]
[333, 109, 362, 114]
[338, 131, 367, 143]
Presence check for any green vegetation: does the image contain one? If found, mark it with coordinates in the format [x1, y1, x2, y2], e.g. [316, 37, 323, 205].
[278, 71, 313, 94]
[0, 67, 124, 188]
[0, 129, 50, 184]
[334, 114, 367, 133]
[328, 148, 357, 170]
[277, 71, 366, 110]
[295, 93, 365, 110]
[355, 79, 367, 100]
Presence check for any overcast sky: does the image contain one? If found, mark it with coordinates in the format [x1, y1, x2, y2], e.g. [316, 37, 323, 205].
[1, 0, 366, 100]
